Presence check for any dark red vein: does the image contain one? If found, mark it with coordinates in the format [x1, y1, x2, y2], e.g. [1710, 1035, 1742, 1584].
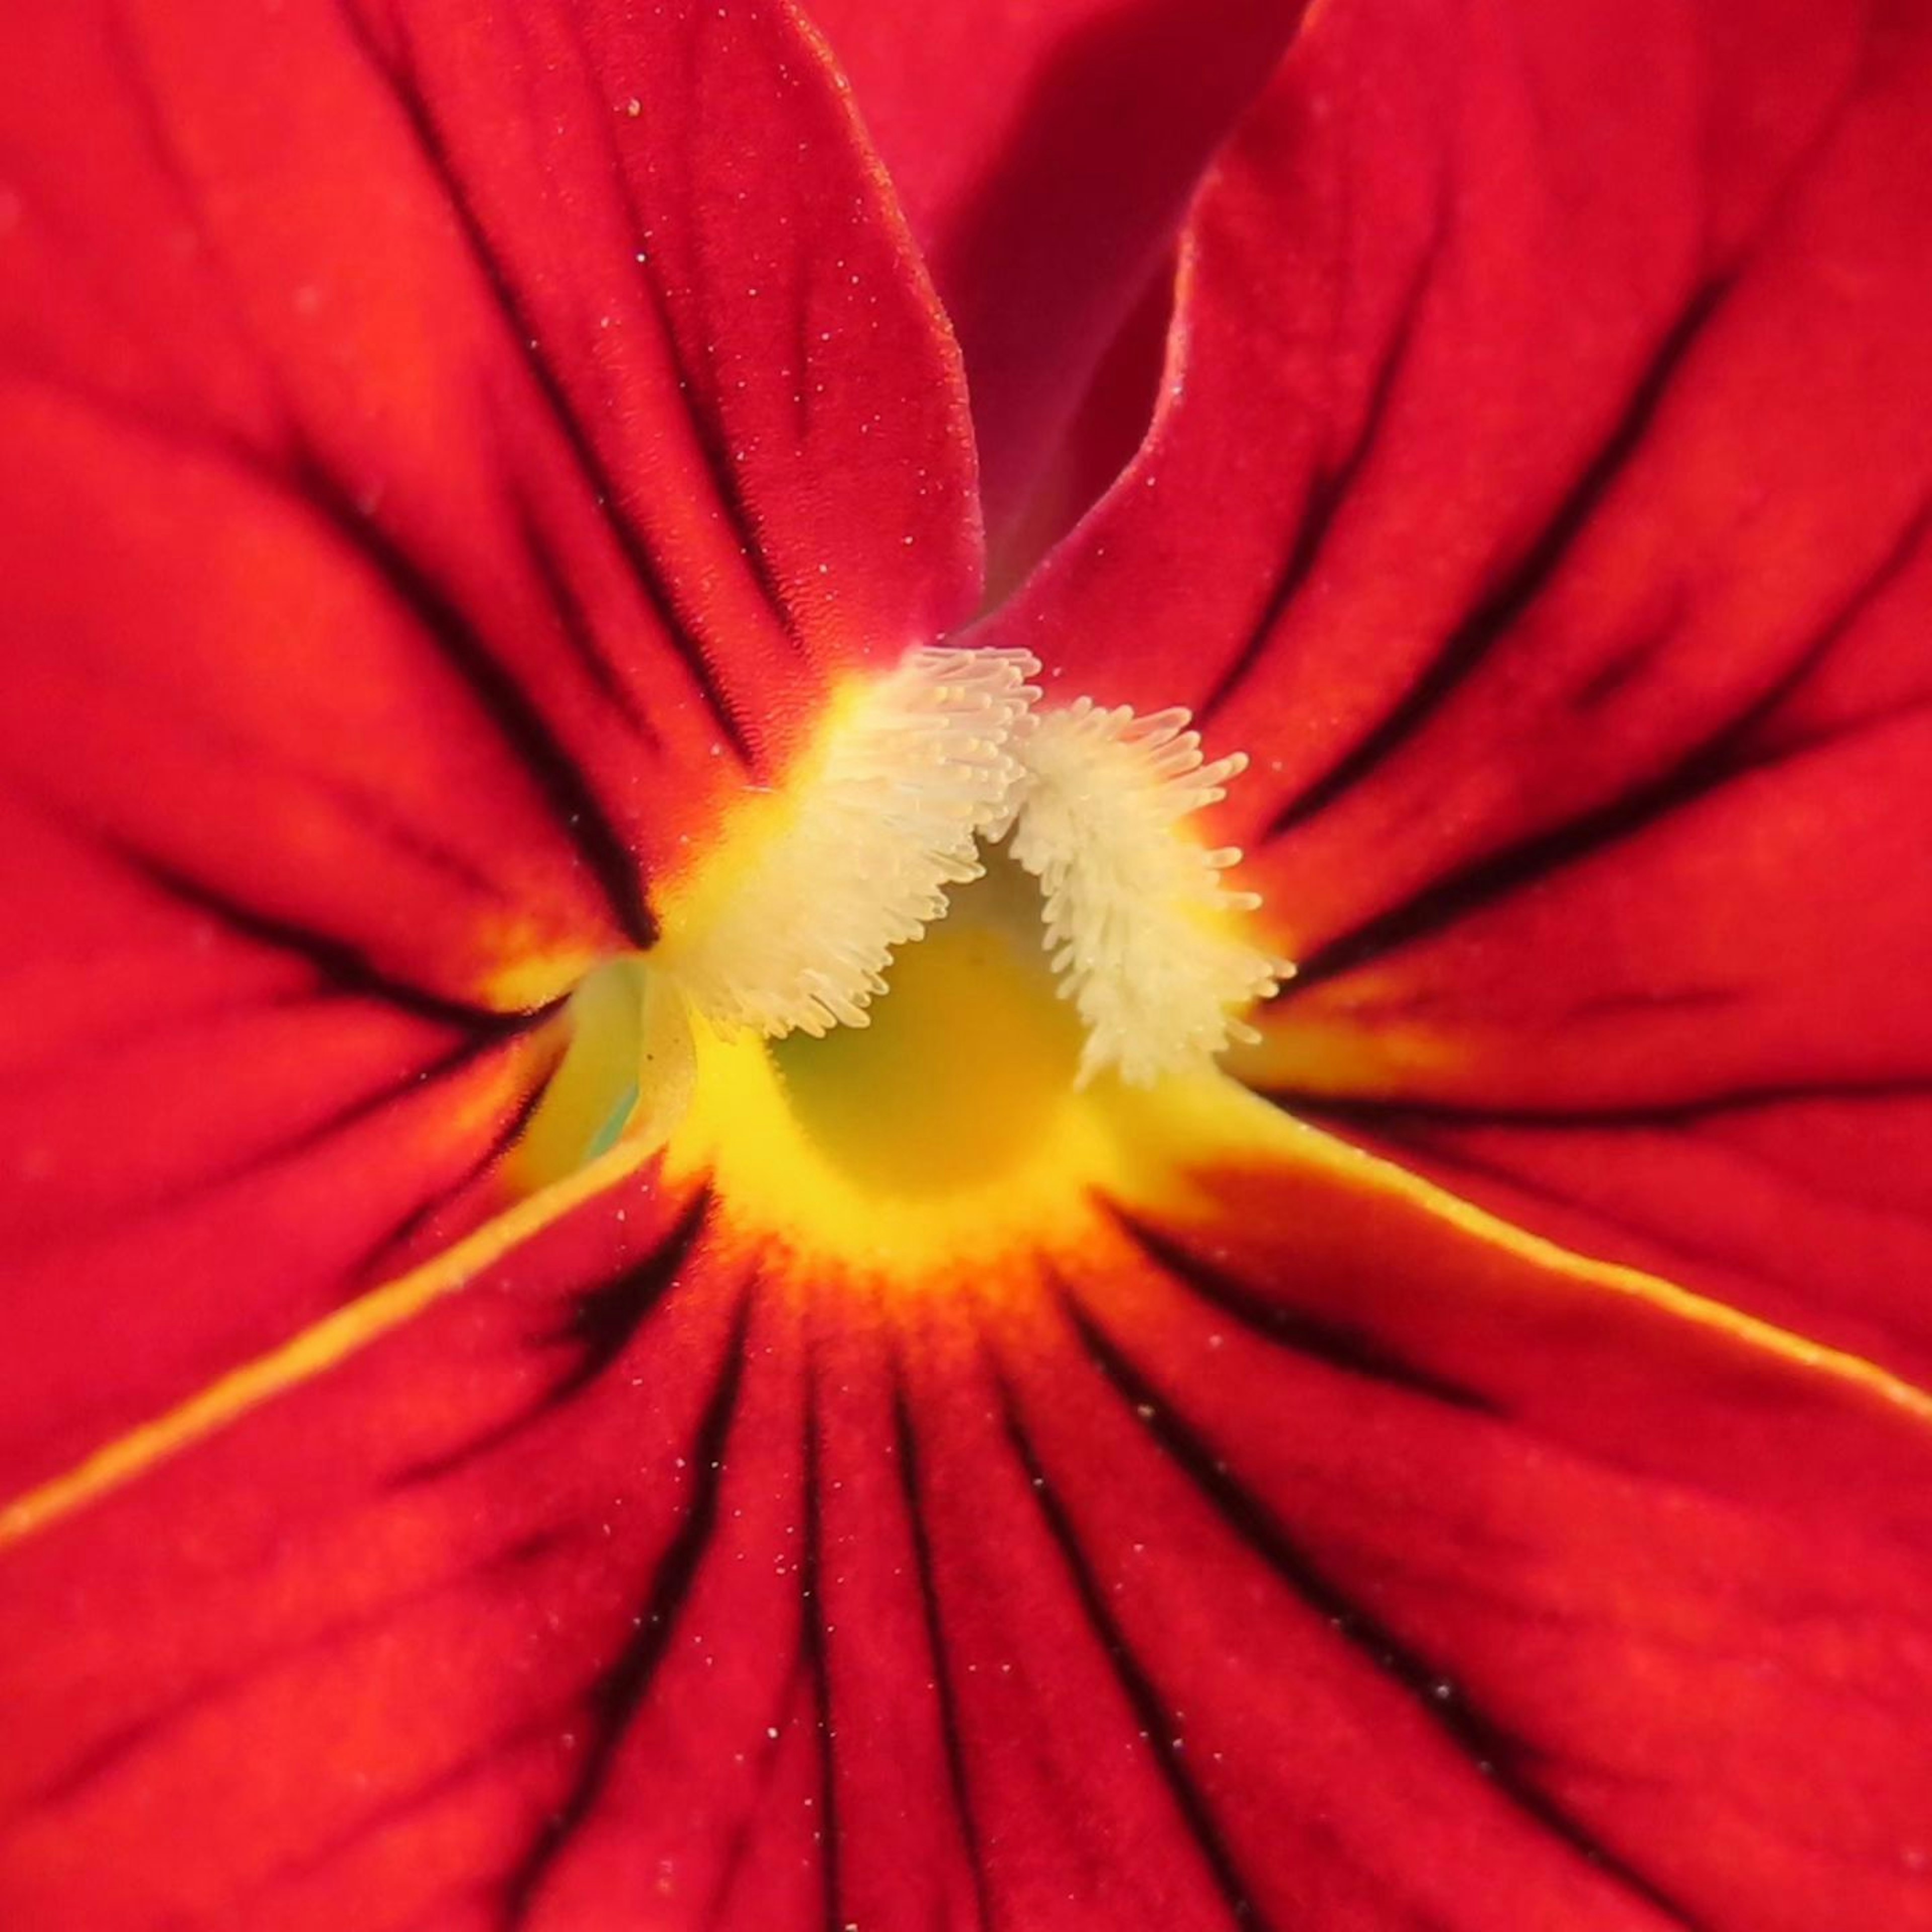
[1113, 1211, 1494, 1413]
[1059, 1290, 1702, 1930]
[700, 1651, 810, 1931]
[551, 1189, 713, 1399]
[799, 1371, 844, 1932]
[499, 1288, 754, 1929]
[997, 1375, 1269, 1932]
[291, 451, 657, 950]
[1268, 281, 1728, 841]
[1284, 1075, 1932, 1135]
[1198, 225, 1444, 728]
[338, 8, 756, 767]
[1288, 492, 1932, 993]
[506, 481, 659, 741]
[351, 1070, 551, 1292]
[392, 1188, 713, 1488]
[892, 1374, 994, 1932]
[97, 19, 661, 948]
[111, 837, 527, 1032]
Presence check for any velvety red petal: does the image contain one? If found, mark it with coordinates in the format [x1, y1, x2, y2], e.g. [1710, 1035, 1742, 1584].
[3, 0, 981, 899]
[1250, 699, 1932, 1381]
[991, 0, 1913, 760]
[5, 1108, 1929, 1928]
[346, 0, 984, 684]
[985, 0, 1932, 1365]
[0, 1171, 717, 1931]
[1289, 1090, 1932, 1412]
[1022, 1134, 1932, 1930]
[803, 0, 1302, 556]
[1, 375, 630, 999]
[0, 1170, 839, 1931]
[0, 793, 557, 1498]
[1, 0, 981, 1485]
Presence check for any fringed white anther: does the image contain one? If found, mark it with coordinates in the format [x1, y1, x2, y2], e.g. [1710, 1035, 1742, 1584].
[1006, 698, 1287, 1086]
[672, 646, 1040, 1038]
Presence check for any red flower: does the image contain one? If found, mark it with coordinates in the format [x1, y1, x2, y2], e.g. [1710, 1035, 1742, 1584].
[5, 1, 1931, 1928]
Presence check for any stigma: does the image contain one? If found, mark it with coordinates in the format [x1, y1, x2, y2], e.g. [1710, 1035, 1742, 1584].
[656, 644, 1286, 1087]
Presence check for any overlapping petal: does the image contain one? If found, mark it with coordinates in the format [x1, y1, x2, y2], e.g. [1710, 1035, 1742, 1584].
[985, 0, 1932, 1369]
[0, 0, 979, 1491]
[804, 0, 1305, 555]
[5, 1093, 1929, 1929]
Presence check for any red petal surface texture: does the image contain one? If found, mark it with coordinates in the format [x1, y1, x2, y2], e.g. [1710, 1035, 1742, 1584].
[0, 0, 979, 1493]
[3, 1132, 1929, 1930]
[988, 0, 1932, 1379]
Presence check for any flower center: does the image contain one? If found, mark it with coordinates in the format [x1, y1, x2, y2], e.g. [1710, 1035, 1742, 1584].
[512, 645, 1287, 1266]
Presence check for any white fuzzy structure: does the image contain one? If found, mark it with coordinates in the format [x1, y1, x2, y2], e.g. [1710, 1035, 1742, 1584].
[1006, 699, 1286, 1086]
[666, 646, 1283, 1083]
[673, 647, 1040, 1038]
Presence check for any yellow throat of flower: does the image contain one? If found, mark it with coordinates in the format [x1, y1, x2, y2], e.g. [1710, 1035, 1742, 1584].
[512, 646, 1290, 1285]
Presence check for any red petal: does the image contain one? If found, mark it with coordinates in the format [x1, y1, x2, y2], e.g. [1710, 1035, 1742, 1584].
[804, 0, 1302, 554]
[987, 0, 1932, 1365]
[3, 0, 981, 897]
[1253, 702, 1932, 1382]
[0, 1173, 722, 1930]
[1291, 1089, 1932, 1410]
[993, 0, 1912, 751]
[1, 0, 981, 1483]
[5, 1113, 1929, 1928]
[0, 791, 554, 1497]
[1023, 1124, 1932, 1930]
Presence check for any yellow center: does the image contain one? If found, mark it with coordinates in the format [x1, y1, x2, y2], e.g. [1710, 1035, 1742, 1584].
[768, 853, 1084, 1197]
[508, 646, 1287, 1289]
[662, 856, 1153, 1291]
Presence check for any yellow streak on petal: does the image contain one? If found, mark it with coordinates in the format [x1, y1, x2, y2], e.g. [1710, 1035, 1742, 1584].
[0, 1137, 655, 1551]
[1224, 998, 1467, 1097]
[1121, 1072, 1932, 1427]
